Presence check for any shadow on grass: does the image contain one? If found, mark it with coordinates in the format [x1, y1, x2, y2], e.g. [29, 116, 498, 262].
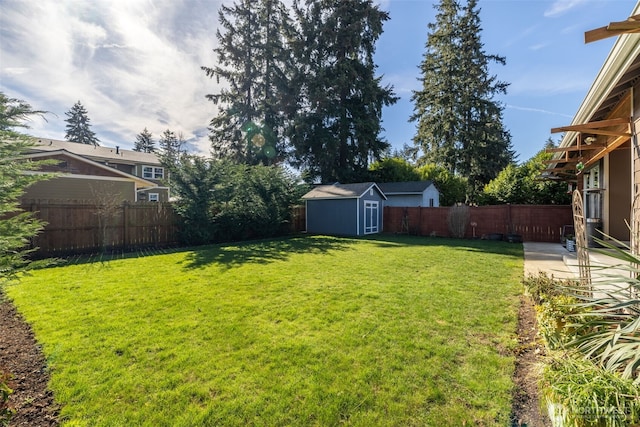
[52, 233, 522, 271]
[180, 235, 353, 270]
[363, 233, 524, 259]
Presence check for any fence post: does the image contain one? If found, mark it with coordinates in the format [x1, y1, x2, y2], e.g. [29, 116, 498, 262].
[123, 201, 129, 251]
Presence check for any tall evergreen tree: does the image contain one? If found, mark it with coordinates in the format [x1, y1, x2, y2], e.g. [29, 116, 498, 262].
[158, 129, 183, 165]
[0, 93, 51, 283]
[133, 127, 155, 153]
[290, 0, 397, 183]
[64, 101, 99, 145]
[411, 0, 513, 200]
[202, 0, 294, 165]
[410, 0, 460, 173]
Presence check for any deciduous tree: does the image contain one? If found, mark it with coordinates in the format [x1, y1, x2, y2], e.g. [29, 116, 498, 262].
[481, 139, 571, 205]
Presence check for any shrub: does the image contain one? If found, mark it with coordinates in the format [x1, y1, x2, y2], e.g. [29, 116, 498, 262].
[540, 354, 640, 427]
[0, 370, 14, 427]
[535, 294, 589, 350]
[447, 204, 469, 238]
[524, 272, 562, 305]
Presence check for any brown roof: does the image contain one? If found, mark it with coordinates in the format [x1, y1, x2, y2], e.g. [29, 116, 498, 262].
[31, 138, 161, 166]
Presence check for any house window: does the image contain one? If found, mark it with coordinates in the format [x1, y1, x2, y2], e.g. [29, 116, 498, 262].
[143, 166, 164, 179]
[429, 198, 435, 207]
[148, 193, 159, 202]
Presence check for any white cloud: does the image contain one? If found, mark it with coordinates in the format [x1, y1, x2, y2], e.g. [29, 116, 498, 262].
[544, 0, 588, 18]
[506, 104, 573, 118]
[0, 0, 224, 153]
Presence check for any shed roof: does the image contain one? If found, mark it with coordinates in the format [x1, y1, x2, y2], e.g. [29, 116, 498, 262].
[31, 138, 161, 166]
[377, 181, 436, 195]
[302, 182, 387, 200]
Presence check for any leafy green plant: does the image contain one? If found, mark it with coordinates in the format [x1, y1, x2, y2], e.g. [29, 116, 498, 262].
[0, 370, 14, 426]
[536, 294, 590, 350]
[561, 237, 640, 382]
[523, 272, 577, 305]
[540, 354, 640, 427]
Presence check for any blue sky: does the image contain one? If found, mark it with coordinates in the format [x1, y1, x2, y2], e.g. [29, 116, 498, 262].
[0, 0, 636, 162]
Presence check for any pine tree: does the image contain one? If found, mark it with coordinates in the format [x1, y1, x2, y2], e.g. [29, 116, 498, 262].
[0, 93, 51, 283]
[289, 0, 397, 183]
[411, 0, 513, 201]
[134, 127, 155, 153]
[158, 129, 183, 165]
[202, 0, 294, 165]
[410, 0, 461, 173]
[64, 101, 99, 145]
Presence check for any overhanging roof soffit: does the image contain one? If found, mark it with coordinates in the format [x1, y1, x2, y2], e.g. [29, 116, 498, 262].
[550, 117, 631, 137]
[585, 14, 640, 43]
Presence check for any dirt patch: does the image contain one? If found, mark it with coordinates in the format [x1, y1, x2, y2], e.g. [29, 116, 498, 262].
[510, 294, 550, 426]
[0, 292, 58, 426]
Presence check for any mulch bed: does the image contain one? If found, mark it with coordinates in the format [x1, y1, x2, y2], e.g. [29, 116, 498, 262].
[510, 294, 551, 426]
[0, 290, 548, 426]
[0, 292, 58, 426]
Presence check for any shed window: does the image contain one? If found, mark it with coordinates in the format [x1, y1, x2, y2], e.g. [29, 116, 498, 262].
[148, 193, 159, 202]
[429, 198, 435, 207]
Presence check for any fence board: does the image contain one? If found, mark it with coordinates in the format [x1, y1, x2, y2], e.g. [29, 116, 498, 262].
[20, 200, 180, 257]
[291, 204, 572, 243]
[381, 205, 572, 242]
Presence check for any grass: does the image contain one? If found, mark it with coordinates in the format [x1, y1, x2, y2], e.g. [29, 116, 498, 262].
[7, 235, 523, 426]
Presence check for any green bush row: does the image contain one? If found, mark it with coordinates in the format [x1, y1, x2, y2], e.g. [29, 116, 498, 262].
[523, 272, 640, 427]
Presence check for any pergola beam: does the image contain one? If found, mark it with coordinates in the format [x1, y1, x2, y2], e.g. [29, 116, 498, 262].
[550, 117, 631, 136]
[545, 146, 601, 153]
[585, 14, 640, 43]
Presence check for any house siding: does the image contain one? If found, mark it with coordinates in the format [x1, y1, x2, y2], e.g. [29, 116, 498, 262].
[633, 84, 640, 251]
[23, 176, 136, 202]
[37, 154, 122, 177]
[306, 199, 358, 235]
[385, 195, 423, 207]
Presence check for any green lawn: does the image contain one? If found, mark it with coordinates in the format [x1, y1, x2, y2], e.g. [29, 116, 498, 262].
[7, 235, 523, 426]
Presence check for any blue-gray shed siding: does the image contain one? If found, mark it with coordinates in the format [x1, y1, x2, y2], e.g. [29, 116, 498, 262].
[305, 190, 385, 236]
[305, 198, 358, 235]
[356, 191, 385, 235]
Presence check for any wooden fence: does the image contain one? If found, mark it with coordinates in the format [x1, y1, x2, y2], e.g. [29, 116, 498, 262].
[383, 205, 573, 242]
[292, 204, 573, 243]
[20, 200, 180, 257]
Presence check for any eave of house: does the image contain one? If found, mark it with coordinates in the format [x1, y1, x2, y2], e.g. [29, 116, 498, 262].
[32, 138, 162, 166]
[23, 149, 158, 188]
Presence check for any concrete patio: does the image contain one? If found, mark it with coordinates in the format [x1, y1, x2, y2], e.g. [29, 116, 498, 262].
[523, 241, 635, 293]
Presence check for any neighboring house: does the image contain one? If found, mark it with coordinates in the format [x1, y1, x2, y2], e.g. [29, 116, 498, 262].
[377, 181, 440, 207]
[302, 182, 386, 236]
[545, 3, 640, 245]
[22, 138, 169, 202]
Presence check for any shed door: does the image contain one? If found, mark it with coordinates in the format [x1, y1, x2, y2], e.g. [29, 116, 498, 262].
[364, 201, 379, 234]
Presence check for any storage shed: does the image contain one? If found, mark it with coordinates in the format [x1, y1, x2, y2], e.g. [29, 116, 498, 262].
[302, 182, 386, 236]
[377, 181, 440, 207]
